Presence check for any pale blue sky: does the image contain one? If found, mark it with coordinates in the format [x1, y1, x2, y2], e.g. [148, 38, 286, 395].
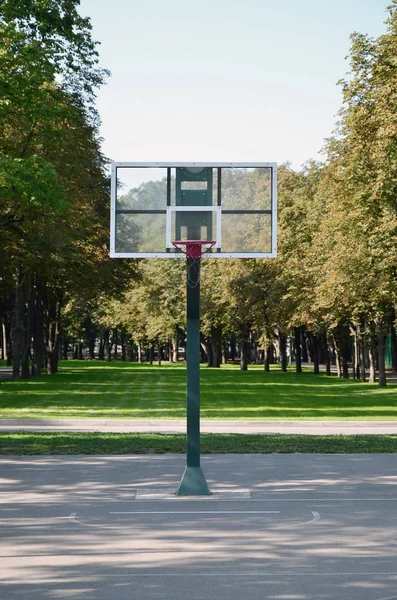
[79, 0, 388, 169]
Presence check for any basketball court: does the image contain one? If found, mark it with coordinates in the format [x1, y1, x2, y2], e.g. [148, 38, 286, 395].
[0, 453, 396, 599]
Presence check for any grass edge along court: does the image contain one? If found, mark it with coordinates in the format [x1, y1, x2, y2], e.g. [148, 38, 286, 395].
[0, 432, 397, 455]
[1, 360, 397, 421]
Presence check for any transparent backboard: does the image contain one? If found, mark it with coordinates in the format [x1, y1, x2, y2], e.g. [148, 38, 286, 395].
[110, 163, 277, 258]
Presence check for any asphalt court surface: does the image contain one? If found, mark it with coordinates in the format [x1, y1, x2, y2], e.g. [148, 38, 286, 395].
[0, 454, 397, 599]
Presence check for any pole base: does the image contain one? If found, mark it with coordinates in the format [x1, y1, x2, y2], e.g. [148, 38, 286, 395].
[176, 467, 210, 496]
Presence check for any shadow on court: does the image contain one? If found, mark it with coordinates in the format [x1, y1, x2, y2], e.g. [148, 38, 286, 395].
[0, 454, 397, 599]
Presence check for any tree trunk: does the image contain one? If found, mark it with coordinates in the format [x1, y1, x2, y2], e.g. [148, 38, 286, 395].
[21, 272, 34, 379]
[2, 314, 12, 365]
[113, 329, 118, 360]
[172, 335, 178, 363]
[121, 332, 126, 361]
[359, 326, 366, 382]
[137, 341, 143, 363]
[312, 334, 320, 375]
[377, 322, 387, 387]
[317, 333, 325, 365]
[341, 333, 349, 379]
[294, 327, 302, 373]
[98, 337, 104, 360]
[306, 331, 320, 375]
[230, 334, 237, 363]
[206, 341, 213, 367]
[210, 324, 222, 368]
[331, 334, 342, 377]
[301, 328, 308, 363]
[157, 338, 162, 366]
[103, 330, 111, 362]
[32, 278, 45, 376]
[128, 342, 135, 362]
[1, 317, 7, 361]
[390, 309, 397, 371]
[368, 334, 377, 384]
[323, 332, 331, 376]
[11, 262, 25, 380]
[88, 330, 96, 360]
[351, 328, 360, 380]
[250, 330, 257, 364]
[211, 340, 220, 368]
[333, 325, 350, 378]
[149, 344, 154, 365]
[240, 338, 248, 371]
[264, 344, 272, 372]
[45, 292, 62, 375]
[221, 340, 227, 364]
[279, 333, 287, 372]
[200, 336, 211, 366]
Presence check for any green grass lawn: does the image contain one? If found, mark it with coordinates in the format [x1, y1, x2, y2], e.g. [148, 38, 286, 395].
[1, 360, 397, 420]
[0, 432, 396, 454]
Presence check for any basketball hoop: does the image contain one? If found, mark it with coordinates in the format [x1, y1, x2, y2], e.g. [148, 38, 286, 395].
[172, 240, 216, 259]
[172, 241, 216, 288]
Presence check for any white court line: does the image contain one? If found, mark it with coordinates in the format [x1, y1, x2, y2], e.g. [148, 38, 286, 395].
[109, 511, 280, 515]
[311, 511, 320, 522]
[229, 497, 397, 502]
[145, 495, 395, 501]
[131, 496, 397, 502]
[69, 510, 322, 530]
[5, 495, 394, 503]
[53, 572, 397, 577]
[271, 511, 320, 529]
[3, 572, 397, 581]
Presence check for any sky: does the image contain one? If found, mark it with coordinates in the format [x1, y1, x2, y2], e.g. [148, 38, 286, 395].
[79, 0, 389, 170]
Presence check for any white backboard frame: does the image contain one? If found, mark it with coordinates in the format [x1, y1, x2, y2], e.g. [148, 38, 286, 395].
[110, 162, 277, 259]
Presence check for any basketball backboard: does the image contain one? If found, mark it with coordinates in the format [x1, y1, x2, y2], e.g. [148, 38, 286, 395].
[110, 162, 277, 258]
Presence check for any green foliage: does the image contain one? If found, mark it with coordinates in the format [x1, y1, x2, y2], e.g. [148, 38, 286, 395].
[0, 155, 65, 210]
[0, 0, 108, 100]
[107, 260, 185, 345]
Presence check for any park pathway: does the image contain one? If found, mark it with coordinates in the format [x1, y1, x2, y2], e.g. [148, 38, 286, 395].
[0, 418, 397, 435]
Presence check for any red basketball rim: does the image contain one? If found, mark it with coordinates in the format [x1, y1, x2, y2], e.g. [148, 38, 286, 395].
[172, 240, 216, 259]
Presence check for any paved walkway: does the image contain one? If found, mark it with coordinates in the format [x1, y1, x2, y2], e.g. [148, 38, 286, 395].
[1, 418, 397, 435]
[0, 367, 12, 379]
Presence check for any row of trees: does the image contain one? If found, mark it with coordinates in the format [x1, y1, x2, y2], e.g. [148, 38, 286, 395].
[2, 2, 397, 387]
[0, 1, 135, 379]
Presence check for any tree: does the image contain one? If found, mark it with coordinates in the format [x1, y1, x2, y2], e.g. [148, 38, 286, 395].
[0, 1, 117, 378]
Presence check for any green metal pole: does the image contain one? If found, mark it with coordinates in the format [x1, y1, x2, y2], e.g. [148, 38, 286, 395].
[176, 257, 210, 496]
[186, 256, 201, 468]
